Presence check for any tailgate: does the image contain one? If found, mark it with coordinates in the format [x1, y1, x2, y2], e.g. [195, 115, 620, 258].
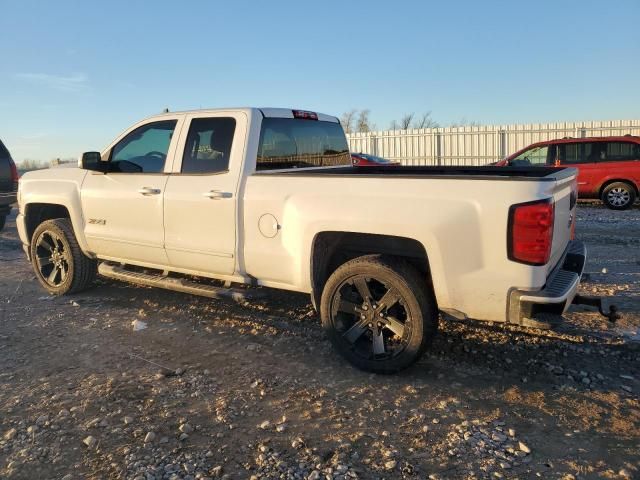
[547, 168, 578, 273]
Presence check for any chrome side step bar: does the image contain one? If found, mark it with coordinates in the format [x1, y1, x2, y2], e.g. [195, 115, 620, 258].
[98, 262, 261, 302]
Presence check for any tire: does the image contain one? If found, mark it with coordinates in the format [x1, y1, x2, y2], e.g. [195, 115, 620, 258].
[602, 182, 636, 210]
[0, 215, 5, 232]
[30, 218, 97, 295]
[320, 254, 438, 374]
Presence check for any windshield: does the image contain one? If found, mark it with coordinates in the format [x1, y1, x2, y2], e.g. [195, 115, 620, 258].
[511, 146, 549, 166]
[257, 118, 351, 170]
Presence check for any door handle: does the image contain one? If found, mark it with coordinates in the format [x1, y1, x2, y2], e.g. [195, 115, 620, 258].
[138, 187, 161, 196]
[203, 190, 232, 200]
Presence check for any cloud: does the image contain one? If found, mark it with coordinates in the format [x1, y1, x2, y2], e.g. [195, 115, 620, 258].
[14, 72, 89, 92]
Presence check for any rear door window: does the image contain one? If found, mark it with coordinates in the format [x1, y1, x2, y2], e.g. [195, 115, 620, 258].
[181, 117, 236, 174]
[558, 143, 593, 164]
[257, 118, 351, 170]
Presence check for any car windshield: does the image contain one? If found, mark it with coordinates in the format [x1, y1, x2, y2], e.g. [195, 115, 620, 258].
[511, 146, 549, 165]
[257, 118, 351, 170]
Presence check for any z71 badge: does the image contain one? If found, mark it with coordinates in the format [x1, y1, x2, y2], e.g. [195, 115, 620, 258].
[88, 218, 106, 225]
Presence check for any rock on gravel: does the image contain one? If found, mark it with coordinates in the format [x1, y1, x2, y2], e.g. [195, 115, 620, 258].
[384, 459, 397, 470]
[179, 422, 194, 434]
[83, 435, 97, 448]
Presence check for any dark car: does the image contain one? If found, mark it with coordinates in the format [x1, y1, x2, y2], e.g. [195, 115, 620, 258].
[351, 152, 401, 167]
[496, 136, 640, 210]
[0, 139, 18, 231]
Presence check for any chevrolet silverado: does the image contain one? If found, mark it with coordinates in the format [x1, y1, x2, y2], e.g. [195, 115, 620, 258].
[17, 108, 587, 372]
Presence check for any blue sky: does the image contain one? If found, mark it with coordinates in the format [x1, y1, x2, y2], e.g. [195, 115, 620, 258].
[1, 0, 639, 162]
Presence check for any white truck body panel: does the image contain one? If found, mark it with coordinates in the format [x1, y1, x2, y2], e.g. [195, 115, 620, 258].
[17, 107, 581, 325]
[242, 172, 571, 321]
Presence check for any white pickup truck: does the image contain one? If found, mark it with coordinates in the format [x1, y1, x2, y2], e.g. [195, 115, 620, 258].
[17, 107, 588, 373]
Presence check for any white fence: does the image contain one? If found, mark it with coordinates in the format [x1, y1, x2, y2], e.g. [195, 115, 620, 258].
[346, 120, 640, 166]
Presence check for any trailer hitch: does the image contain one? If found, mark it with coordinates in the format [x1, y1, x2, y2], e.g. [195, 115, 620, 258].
[573, 294, 621, 323]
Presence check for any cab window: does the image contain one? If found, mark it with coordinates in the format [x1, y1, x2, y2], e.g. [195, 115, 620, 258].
[257, 118, 351, 170]
[512, 146, 549, 166]
[109, 120, 177, 173]
[181, 118, 236, 174]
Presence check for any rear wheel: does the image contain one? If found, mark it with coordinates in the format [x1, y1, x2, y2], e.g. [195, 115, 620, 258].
[320, 255, 438, 373]
[602, 182, 636, 210]
[30, 218, 97, 295]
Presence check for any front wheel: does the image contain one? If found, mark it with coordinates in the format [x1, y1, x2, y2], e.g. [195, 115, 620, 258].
[30, 218, 97, 295]
[320, 255, 438, 373]
[602, 182, 636, 210]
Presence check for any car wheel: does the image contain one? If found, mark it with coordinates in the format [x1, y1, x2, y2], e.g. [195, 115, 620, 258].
[30, 218, 97, 295]
[320, 254, 438, 374]
[0, 215, 5, 232]
[602, 182, 636, 210]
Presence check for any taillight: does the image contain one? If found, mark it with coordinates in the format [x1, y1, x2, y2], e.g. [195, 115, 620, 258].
[9, 158, 19, 183]
[508, 199, 555, 265]
[292, 110, 318, 120]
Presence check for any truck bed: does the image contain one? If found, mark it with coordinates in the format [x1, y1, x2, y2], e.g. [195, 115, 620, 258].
[255, 165, 575, 181]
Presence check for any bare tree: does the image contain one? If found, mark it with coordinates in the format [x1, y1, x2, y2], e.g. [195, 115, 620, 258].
[400, 113, 415, 130]
[17, 159, 48, 173]
[389, 111, 439, 130]
[356, 109, 373, 133]
[414, 111, 439, 129]
[340, 109, 357, 134]
[450, 118, 481, 128]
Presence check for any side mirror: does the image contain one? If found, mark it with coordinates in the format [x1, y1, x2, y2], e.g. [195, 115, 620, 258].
[80, 151, 106, 172]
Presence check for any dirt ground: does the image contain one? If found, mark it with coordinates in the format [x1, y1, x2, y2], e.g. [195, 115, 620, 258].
[0, 204, 638, 480]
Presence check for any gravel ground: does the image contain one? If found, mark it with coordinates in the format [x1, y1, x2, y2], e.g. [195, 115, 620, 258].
[0, 203, 638, 480]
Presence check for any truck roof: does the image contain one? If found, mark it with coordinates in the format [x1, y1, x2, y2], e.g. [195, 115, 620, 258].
[144, 107, 340, 123]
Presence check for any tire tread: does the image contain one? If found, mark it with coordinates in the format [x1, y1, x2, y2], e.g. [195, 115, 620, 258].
[320, 254, 438, 374]
[602, 181, 636, 210]
[31, 218, 96, 295]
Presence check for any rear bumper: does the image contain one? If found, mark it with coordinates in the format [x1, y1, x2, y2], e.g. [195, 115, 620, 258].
[0, 190, 17, 209]
[508, 240, 586, 325]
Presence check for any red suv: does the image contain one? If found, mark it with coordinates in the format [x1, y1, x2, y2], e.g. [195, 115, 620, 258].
[497, 136, 640, 210]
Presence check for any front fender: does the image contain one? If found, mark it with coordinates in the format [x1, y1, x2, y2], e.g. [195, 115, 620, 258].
[19, 168, 92, 255]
